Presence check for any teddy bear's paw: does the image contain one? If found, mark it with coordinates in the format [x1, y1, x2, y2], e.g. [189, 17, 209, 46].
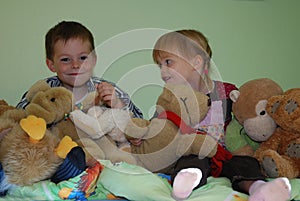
[262, 156, 279, 178]
[286, 142, 300, 158]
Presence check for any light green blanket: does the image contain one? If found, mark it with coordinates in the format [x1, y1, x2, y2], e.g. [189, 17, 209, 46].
[2, 160, 300, 201]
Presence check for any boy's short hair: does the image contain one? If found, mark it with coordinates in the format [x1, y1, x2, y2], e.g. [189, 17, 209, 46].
[152, 29, 212, 66]
[45, 21, 95, 60]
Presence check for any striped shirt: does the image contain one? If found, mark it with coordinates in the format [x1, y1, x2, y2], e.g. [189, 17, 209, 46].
[16, 76, 143, 118]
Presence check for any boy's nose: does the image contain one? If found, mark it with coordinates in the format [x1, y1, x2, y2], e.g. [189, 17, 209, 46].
[72, 61, 80, 68]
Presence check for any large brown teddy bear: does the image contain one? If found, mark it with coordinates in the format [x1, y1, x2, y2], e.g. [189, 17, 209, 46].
[255, 88, 300, 179]
[0, 81, 79, 188]
[124, 84, 217, 172]
[226, 78, 283, 156]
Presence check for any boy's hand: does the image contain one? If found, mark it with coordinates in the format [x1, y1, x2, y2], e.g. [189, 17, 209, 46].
[95, 82, 125, 109]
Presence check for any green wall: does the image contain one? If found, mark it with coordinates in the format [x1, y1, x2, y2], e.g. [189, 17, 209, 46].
[1, 0, 299, 119]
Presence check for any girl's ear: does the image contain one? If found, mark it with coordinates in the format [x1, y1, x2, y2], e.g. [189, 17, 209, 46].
[46, 59, 56, 72]
[192, 55, 204, 71]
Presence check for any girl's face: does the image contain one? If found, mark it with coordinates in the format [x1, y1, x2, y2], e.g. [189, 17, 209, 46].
[155, 51, 199, 87]
[46, 38, 96, 89]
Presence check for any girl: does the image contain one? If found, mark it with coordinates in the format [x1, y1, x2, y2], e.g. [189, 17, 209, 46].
[151, 29, 291, 201]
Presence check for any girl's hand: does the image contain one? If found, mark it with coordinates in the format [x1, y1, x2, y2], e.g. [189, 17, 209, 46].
[95, 82, 125, 108]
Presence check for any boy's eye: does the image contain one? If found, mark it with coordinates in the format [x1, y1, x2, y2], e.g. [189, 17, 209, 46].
[60, 57, 71, 63]
[80, 56, 88, 61]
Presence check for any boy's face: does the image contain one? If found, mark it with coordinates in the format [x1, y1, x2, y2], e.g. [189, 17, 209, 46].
[155, 51, 199, 86]
[46, 38, 96, 89]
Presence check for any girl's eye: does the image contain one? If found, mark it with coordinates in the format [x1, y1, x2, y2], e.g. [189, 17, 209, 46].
[80, 56, 88, 61]
[165, 59, 172, 66]
[60, 57, 71, 63]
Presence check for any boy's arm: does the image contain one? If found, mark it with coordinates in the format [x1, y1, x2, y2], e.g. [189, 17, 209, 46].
[92, 77, 143, 119]
[16, 92, 29, 109]
[114, 86, 143, 118]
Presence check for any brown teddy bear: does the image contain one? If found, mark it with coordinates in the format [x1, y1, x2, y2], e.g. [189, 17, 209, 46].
[21, 81, 107, 165]
[255, 88, 300, 179]
[226, 78, 283, 156]
[0, 81, 81, 188]
[124, 83, 217, 172]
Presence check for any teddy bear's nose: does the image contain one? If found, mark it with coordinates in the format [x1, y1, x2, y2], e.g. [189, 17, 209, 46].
[50, 98, 56, 102]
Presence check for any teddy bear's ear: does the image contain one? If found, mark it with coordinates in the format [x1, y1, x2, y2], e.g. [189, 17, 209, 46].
[229, 90, 240, 102]
[25, 80, 51, 101]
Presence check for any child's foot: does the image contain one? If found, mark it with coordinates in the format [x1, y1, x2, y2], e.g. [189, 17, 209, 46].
[172, 168, 202, 201]
[249, 177, 291, 201]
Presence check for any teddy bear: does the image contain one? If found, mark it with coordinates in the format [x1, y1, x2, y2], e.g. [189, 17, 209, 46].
[19, 80, 108, 165]
[0, 99, 78, 190]
[123, 84, 220, 173]
[254, 88, 300, 179]
[226, 78, 283, 156]
[70, 104, 137, 165]
[71, 105, 132, 149]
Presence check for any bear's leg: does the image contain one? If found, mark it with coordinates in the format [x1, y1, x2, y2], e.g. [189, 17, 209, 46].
[261, 150, 298, 179]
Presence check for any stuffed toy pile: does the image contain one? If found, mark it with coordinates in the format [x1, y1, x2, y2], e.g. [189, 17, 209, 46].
[255, 88, 300, 179]
[0, 80, 81, 193]
[72, 83, 218, 172]
[226, 78, 283, 156]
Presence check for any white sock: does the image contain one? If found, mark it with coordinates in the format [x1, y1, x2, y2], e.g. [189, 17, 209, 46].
[249, 177, 291, 201]
[172, 168, 202, 201]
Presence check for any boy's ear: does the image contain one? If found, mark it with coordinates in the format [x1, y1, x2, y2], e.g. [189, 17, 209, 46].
[91, 54, 97, 66]
[46, 59, 56, 72]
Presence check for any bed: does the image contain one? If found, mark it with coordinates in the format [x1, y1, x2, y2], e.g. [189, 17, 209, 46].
[1, 160, 300, 201]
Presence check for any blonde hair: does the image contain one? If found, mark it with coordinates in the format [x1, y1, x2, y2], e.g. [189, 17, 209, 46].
[152, 29, 212, 67]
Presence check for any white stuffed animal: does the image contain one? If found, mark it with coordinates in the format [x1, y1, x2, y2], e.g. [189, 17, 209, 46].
[70, 106, 132, 151]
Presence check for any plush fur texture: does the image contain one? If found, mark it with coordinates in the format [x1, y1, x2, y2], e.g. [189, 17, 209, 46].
[0, 100, 14, 117]
[226, 78, 283, 156]
[0, 124, 62, 185]
[255, 88, 300, 179]
[124, 84, 217, 172]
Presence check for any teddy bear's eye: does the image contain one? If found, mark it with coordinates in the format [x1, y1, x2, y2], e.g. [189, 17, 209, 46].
[50, 98, 56, 102]
[260, 110, 266, 116]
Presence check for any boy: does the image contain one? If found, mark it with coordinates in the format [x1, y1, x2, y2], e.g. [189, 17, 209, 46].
[16, 21, 143, 183]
